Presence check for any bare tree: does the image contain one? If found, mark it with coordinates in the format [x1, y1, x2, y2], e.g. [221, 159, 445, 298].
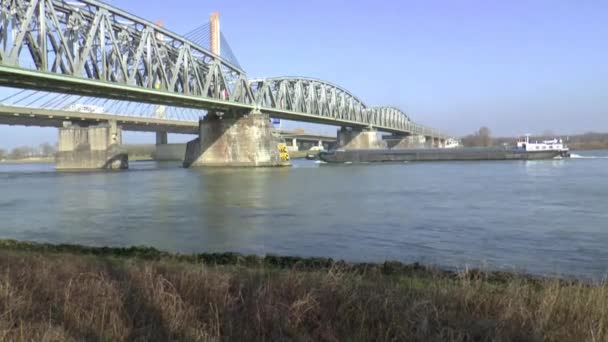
[9, 146, 35, 160]
[478, 127, 492, 147]
[461, 127, 493, 147]
[39, 143, 56, 157]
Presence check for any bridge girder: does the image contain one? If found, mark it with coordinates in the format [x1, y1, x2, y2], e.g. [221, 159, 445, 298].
[249, 78, 431, 134]
[0, 0, 448, 139]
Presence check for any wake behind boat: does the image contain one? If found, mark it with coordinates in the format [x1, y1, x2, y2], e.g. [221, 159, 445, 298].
[319, 135, 570, 163]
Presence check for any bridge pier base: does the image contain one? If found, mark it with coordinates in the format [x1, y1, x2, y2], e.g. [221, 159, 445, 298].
[290, 138, 299, 152]
[153, 131, 184, 161]
[337, 127, 385, 150]
[386, 134, 426, 149]
[183, 112, 291, 168]
[56, 121, 128, 170]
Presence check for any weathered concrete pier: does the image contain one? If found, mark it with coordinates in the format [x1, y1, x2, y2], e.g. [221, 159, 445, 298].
[336, 127, 386, 150]
[383, 134, 446, 149]
[385, 134, 426, 149]
[183, 111, 291, 168]
[56, 121, 128, 170]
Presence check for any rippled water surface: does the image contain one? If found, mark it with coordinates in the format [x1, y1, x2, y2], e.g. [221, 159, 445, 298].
[1, 151, 608, 278]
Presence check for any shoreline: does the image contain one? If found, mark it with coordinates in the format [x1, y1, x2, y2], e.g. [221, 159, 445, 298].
[0, 157, 54, 164]
[0, 155, 155, 164]
[0, 239, 534, 282]
[0, 239, 594, 283]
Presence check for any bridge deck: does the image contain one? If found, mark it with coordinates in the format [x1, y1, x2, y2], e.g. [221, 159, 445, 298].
[0, 104, 341, 141]
[0, 66, 417, 135]
[0, 105, 198, 134]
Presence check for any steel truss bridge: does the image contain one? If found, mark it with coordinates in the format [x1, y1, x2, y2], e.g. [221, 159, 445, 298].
[0, 0, 448, 138]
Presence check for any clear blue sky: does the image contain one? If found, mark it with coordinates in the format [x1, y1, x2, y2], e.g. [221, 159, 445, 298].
[1, 0, 607, 149]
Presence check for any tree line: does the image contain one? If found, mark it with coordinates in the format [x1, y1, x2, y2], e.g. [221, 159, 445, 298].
[461, 127, 608, 150]
[0, 143, 56, 160]
[461, 127, 493, 147]
[0, 143, 159, 161]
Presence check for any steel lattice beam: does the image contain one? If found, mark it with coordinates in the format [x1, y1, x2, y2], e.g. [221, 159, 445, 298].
[0, 0, 448, 138]
[249, 77, 442, 137]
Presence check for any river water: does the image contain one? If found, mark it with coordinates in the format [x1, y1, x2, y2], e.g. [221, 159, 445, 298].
[1, 151, 608, 279]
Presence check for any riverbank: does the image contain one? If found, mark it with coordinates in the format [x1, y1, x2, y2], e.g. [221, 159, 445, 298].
[0, 155, 154, 164]
[0, 157, 54, 164]
[0, 240, 605, 341]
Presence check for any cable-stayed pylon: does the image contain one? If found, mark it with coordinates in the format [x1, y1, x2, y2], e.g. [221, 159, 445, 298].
[183, 22, 243, 69]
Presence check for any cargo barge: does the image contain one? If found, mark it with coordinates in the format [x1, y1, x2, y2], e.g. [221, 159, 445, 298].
[319, 135, 570, 163]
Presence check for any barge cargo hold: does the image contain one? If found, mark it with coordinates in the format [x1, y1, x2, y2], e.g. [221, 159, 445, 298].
[318, 148, 562, 163]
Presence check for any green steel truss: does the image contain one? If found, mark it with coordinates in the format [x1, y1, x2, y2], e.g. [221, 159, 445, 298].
[0, 0, 448, 138]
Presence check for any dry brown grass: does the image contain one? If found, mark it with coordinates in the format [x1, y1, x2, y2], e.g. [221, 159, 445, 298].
[0, 247, 606, 341]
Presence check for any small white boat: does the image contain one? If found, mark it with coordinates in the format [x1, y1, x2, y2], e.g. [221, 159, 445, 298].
[516, 135, 570, 157]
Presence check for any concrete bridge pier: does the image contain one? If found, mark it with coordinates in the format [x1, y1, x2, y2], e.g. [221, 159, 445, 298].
[183, 111, 291, 167]
[56, 121, 128, 170]
[386, 134, 427, 149]
[153, 131, 186, 161]
[290, 138, 299, 152]
[430, 137, 444, 148]
[337, 127, 385, 150]
[156, 131, 168, 145]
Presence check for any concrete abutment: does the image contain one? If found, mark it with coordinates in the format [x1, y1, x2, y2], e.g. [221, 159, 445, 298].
[183, 112, 291, 168]
[336, 127, 385, 150]
[385, 134, 427, 149]
[423, 136, 444, 148]
[56, 121, 128, 170]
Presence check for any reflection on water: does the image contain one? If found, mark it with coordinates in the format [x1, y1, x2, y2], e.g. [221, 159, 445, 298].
[1, 152, 608, 279]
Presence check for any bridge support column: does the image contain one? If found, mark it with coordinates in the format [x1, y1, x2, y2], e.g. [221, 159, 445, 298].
[291, 138, 299, 152]
[56, 121, 128, 170]
[156, 131, 168, 145]
[424, 136, 434, 148]
[183, 111, 291, 167]
[386, 134, 426, 149]
[153, 131, 186, 161]
[337, 127, 385, 150]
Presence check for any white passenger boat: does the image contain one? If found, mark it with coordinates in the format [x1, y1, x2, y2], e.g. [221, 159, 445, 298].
[516, 135, 570, 157]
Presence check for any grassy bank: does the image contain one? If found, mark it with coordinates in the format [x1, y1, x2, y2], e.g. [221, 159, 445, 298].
[0, 240, 606, 341]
